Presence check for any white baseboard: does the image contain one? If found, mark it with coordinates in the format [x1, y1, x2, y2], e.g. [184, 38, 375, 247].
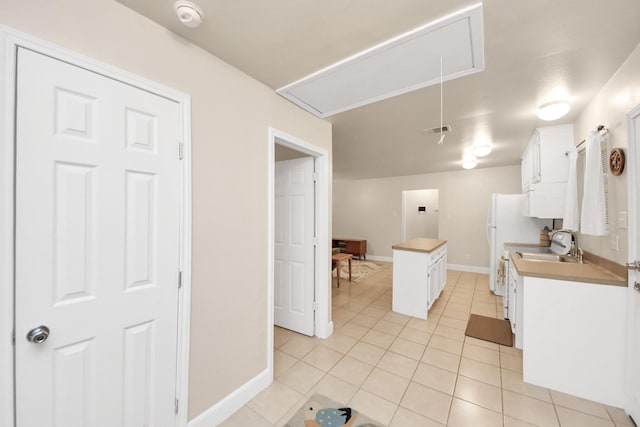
[447, 264, 490, 274]
[188, 368, 271, 427]
[366, 255, 392, 263]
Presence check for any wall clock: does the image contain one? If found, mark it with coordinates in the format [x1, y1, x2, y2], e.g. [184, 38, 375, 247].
[609, 148, 625, 176]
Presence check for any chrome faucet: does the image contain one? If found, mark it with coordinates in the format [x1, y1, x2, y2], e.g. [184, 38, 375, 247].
[567, 230, 583, 263]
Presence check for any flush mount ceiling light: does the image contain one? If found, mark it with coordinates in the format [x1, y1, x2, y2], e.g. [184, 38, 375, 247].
[174, 1, 204, 29]
[471, 140, 492, 157]
[537, 101, 571, 121]
[462, 152, 478, 169]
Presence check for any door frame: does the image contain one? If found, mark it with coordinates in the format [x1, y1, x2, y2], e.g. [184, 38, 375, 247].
[267, 128, 331, 372]
[0, 27, 193, 427]
[626, 104, 640, 418]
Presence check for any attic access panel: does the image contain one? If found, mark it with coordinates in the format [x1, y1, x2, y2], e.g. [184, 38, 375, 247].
[276, 3, 484, 118]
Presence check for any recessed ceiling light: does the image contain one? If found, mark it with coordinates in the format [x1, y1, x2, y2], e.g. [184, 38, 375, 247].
[174, 1, 204, 29]
[472, 140, 492, 157]
[537, 101, 571, 121]
[462, 152, 478, 169]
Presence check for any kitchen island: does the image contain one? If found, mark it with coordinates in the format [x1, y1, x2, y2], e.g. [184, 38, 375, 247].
[392, 238, 447, 319]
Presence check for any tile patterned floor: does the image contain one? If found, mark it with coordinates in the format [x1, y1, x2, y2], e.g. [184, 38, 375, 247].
[221, 263, 634, 427]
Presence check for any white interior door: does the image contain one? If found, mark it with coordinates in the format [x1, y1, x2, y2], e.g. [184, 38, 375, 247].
[14, 48, 181, 426]
[274, 157, 315, 336]
[627, 107, 640, 422]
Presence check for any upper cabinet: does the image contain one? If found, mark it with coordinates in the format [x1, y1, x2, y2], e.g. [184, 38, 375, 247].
[522, 124, 574, 218]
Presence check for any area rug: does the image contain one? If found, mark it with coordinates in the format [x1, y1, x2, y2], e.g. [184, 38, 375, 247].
[332, 260, 382, 283]
[465, 314, 513, 347]
[283, 393, 384, 427]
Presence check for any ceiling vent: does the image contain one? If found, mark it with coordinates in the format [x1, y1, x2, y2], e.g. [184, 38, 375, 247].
[276, 3, 484, 118]
[423, 125, 452, 134]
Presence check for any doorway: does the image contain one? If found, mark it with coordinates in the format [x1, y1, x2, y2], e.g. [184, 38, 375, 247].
[402, 189, 440, 241]
[625, 105, 640, 423]
[274, 145, 316, 336]
[267, 128, 331, 377]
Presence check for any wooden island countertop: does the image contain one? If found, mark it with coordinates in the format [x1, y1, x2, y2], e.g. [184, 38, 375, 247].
[392, 238, 447, 254]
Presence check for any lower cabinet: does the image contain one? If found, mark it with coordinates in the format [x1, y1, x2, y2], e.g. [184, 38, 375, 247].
[392, 244, 447, 319]
[506, 260, 523, 348]
[522, 278, 626, 407]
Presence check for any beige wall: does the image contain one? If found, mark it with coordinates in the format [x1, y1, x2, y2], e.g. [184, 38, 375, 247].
[574, 42, 640, 264]
[0, 0, 331, 420]
[333, 165, 521, 267]
[404, 189, 439, 240]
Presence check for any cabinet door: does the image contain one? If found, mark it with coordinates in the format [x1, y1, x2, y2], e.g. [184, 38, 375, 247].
[521, 146, 531, 192]
[508, 275, 516, 332]
[532, 133, 541, 183]
[437, 256, 446, 297]
[427, 262, 438, 308]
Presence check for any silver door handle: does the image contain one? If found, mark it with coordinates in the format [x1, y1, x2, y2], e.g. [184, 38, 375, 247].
[26, 325, 50, 344]
[635, 282, 640, 292]
[627, 261, 640, 270]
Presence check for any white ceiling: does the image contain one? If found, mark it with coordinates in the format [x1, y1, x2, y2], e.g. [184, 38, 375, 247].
[117, 0, 640, 179]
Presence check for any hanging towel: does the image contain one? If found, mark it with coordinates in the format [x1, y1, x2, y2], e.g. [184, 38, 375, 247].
[580, 130, 608, 235]
[562, 146, 579, 231]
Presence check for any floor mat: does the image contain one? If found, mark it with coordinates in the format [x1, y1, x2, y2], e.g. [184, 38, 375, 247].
[283, 393, 385, 427]
[465, 314, 513, 347]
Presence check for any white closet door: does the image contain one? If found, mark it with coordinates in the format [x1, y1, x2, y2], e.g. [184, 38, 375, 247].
[14, 48, 181, 427]
[274, 157, 315, 336]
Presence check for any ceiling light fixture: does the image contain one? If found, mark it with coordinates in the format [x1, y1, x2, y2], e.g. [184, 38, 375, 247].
[472, 140, 492, 157]
[537, 101, 571, 121]
[462, 152, 478, 169]
[174, 1, 204, 29]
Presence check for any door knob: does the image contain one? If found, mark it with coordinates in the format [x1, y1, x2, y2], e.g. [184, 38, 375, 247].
[635, 282, 640, 293]
[26, 325, 50, 344]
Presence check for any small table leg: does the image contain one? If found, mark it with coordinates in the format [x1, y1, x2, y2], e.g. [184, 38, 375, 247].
[336, 259, 341, 288]
[348, 258, 352, 282]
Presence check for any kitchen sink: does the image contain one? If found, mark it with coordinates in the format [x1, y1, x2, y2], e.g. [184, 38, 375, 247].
[516, 252, 579, 263]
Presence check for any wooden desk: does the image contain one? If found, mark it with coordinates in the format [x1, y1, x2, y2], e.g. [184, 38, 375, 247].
[332, 253, 352, 288]
[332, 238, 366, 259]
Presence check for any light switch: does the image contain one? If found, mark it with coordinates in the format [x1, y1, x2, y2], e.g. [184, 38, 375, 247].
[618, 211, 628, 229]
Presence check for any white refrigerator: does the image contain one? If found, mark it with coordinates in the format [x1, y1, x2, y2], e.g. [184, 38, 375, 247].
[487, 194, 552, 296]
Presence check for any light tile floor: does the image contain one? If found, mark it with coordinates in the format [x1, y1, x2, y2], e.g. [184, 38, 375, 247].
[221, 263, 633, 427]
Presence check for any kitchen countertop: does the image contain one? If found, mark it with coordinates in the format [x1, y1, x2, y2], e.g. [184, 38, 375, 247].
[392, 238, 447, 254]
[510, 251, 627, 287]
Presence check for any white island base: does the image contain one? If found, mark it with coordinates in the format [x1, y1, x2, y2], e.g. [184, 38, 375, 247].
[392, 238, 447, 319]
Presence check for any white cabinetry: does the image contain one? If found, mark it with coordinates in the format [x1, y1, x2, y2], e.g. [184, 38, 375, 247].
[392, 242, 447, 319]
[521, 124, 574, 218]
[523, 278, 626, 407]
[506, 259, 524, 349]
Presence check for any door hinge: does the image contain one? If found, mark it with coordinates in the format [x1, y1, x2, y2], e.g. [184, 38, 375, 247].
[11, 329, 15, 345]
[175, 398, 179, 415]
[312, 301, 318, 311]
[313, 237, 318, 247]
[178, 271, 183, 289]
[178, 142, 184, 160]
[312, 172, 318, 182]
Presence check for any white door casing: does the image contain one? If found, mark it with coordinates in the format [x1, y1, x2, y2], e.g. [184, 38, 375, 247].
[274, 157, 315, 336]
[626, 105, 640, 422]
[14, 47, 183, 426]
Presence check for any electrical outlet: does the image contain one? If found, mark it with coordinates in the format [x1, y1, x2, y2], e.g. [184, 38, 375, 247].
[610, 235, 619, 251]
[618, 212, 628, 229]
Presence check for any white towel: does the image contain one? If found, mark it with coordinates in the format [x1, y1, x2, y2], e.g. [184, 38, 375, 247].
[562, 146, 579, 231]
[580, 130, 608, 235]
